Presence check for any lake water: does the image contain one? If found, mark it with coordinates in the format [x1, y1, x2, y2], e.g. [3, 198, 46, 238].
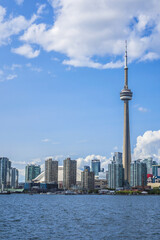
[0, 194, 160, 240]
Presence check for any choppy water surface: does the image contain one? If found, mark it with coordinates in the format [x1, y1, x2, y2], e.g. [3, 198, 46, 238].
[0, 194, 160, 240]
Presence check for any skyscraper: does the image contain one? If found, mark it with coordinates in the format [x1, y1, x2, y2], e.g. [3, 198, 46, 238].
[81, 169, 94, 191]
[84, 166, 90, 172]
[108, 161, 124, 189]
[120, 42, 133, 185]
[63, 158, 77, 189]
[25, 164, 41, 183]
[11, 168, 19, 188]
[0, 157, 19, 189]
[45, 158, 58, 183]
[130, 160, 147, 187]
[143, 157, 153, 174]
[113, 152, 122, 164]
[91, 159, 100, 176]
[0, 157, 10, 188]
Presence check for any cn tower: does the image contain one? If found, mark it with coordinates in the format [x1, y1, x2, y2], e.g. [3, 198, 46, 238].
[120, 41, 133, 185]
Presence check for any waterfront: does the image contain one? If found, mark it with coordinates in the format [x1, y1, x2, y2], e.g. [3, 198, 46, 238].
[0, 195, 160, 240]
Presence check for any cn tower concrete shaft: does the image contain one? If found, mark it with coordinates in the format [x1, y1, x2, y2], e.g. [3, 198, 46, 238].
[123, 100, 131, 183]
[120, 42, 132, 185]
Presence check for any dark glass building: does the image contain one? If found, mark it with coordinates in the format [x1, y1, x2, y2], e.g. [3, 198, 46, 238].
[91, 159, 100, 176]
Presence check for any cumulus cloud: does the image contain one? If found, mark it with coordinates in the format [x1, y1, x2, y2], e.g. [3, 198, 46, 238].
[138, 107, 148, 112]
[133, 130, 160, 162]
[16, 0, 160, 68]
[37, 4, 46, 15]
[12, 44, 40, 58]
[0, 70, 18, 82]
[0, 4, 45, 46]
[140, 52, 160, 62]
[15, 0, 24, 5]
[76, 154, 111, 171]
[6, 74, 17, 80]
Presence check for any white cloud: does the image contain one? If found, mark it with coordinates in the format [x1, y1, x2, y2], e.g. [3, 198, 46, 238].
[138, 107, 148, 112]
[76, 154, 111, 171]
[0, 3, 45, 46]
[17, 0, 160, 68]
[41, 163, 45, 171]
[11, 64, 22, 70]
[113, 146, 118, 151]
[31, 158, 42, 164]
[133, 130, 160, 162]
[6, 74, 17, 80]
[42, 138, 50, 143]
[37, 4, 46, 15]
[0, 5, 6, 22]
[140, 52, 160, 62]
[54, 155, 64, 161]
[15, 0, 24, 5]
[12, 161, 26, 165]
[12, 44, 40, 58]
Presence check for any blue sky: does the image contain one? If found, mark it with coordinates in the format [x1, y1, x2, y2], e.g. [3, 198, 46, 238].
[0, 0, 160, 181]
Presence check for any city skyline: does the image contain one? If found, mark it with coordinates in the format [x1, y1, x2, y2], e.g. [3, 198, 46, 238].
[0, 1, 160, 182]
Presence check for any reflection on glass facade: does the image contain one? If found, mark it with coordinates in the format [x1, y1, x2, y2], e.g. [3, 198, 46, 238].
[25, 164, 41, 183]
[91, 159, 100, 176]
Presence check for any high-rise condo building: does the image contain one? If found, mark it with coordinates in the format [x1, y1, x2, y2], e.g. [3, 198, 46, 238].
[0, 157, 10, 188]
[63, 158, 77, 189]
[81, 169, 94, 191]
[91, 159, 100, 176]
[84, 166, 90, 172]
[45, 158, 58, 183]
[142, 157, 158, 174]
[113, 152, 122, 164]
[152, 165, 160, 177]
[0, 157, 19, 189]
[11, 168, 19, 188]
[25, 164, 41, 183]
[7, 159, 12, 187]
[130, 160, 147, 187]
[108, 161, 124, 189]
[120, 42, 133, 185]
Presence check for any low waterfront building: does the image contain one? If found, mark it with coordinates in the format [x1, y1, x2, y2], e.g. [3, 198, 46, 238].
[24, 182, 58, 193]
[98, 171, 107, 180]
[94, 179, 108, 190]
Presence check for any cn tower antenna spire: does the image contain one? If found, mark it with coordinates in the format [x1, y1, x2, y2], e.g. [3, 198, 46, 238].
[125, 40, 128, 69]
[124, 40, 128, 89]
